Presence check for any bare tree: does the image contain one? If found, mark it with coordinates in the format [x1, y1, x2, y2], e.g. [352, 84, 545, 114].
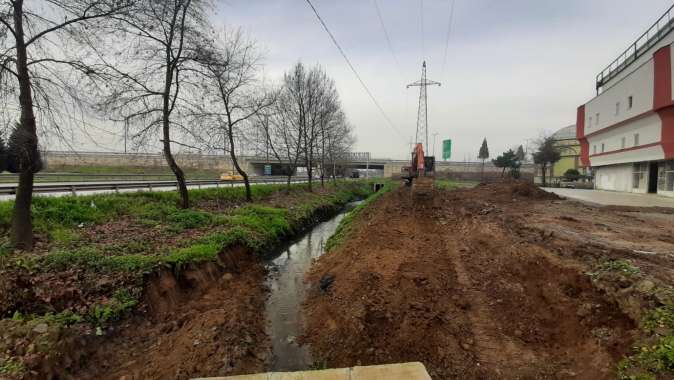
[96, 0, 211, 209]
[260, 89, 304, 190]
[0, 0, 133, 250]
[192, 29, 274, 201]
[276, 62, 342, 192]
[323, 112, 355, 184]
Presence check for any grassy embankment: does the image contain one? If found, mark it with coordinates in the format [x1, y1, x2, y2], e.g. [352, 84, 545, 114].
[0, 180, 375, 378]
[595, 260, 674, 380]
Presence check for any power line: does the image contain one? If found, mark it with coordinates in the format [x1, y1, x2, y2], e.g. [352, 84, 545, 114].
[304, 0, 405, 141]
[373, 0, 401, 74]
[441, 0, 457, 77]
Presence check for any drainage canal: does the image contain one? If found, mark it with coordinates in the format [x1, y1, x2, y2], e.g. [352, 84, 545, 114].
[264, 201, 361, 371]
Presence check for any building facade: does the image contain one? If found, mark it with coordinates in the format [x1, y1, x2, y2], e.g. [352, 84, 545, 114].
[577, 5, 674, 196]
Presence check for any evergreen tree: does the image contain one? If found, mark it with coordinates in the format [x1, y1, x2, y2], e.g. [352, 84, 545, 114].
[6, 123, 43, 174]
[492, 149, 521, 178]
[533, 136, 561, 187]
[515, 145, 525, 162]
[478, 138, 489, 181]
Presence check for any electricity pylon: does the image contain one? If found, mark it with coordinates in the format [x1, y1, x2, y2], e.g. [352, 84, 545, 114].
[407, 61, 440, 152]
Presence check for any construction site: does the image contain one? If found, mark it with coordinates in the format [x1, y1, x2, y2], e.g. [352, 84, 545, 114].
[3, 1, 674, 380]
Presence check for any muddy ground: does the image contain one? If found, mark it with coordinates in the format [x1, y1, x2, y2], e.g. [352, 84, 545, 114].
[303, 182, 674, 379]
[74, 248, 269, 380]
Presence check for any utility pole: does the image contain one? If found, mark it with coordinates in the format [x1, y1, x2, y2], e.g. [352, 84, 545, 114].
[407, 61, 440, 153]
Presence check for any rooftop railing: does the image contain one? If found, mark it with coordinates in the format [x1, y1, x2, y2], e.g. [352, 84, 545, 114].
[596, 3, 674, 94]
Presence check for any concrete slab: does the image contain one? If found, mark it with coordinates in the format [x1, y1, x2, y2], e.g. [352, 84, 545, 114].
[192, 362, 431, 380]
[543, 188, 674, 208]
[350, 362, 431, 380]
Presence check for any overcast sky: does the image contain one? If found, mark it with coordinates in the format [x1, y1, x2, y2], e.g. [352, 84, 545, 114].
[209, 0, 673, 160]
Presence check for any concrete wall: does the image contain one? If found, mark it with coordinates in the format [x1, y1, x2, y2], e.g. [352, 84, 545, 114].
[587, 113, 665, 166]
[587, 56, 655, 135]
[595, 163, 635, 192]
[44, 151, 235, 172]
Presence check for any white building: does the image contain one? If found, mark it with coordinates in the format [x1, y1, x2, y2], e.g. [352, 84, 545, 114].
[577, 4, 674, 196]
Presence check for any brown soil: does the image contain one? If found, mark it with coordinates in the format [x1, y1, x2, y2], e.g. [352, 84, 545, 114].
[74, 247, 270, 380]
[302, 182, 661, 379]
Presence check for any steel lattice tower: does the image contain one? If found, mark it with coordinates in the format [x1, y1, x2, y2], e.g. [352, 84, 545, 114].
[407, 61, 440, 151]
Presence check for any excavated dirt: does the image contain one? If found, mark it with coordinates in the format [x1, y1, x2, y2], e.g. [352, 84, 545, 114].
[74, 247, 269, 380]
[302, 182, 659, 379]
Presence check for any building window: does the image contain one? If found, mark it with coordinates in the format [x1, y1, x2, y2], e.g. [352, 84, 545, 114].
[633, 163, 647, 189]
[628, 96, 633, 109]
[589, 116, 592, 127]
[601, 143, 605, 153]
[621, 137, 626, 149]
[596, 113, 600, 125]
[615, 102, 620, 115]
[662, 161, 674, 191]
[634, 133, 640, 146]
[593, 145, 597, 154]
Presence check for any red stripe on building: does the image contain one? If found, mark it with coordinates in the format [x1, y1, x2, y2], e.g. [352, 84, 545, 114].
[654, 46, 672, 110]
[589, 142, 660, 158]
[654, 45, 674, 159]
[576, 105, 590, 166]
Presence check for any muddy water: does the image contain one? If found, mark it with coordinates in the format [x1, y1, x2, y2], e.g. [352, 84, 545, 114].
[265, 202, 360, 371]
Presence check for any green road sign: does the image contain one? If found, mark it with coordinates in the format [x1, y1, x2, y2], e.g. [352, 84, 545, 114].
[442, 139, 452, 160]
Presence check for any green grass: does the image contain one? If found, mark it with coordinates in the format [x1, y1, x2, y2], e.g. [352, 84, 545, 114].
[434, 179, 477, 191]
[87, 290, 138, 327]
[619, 335, 674, 380]
[1, 181, 375, 275]
[0, 357, 25, 377]
[594, 259, 642, 277]
[617, 286, 674, 379]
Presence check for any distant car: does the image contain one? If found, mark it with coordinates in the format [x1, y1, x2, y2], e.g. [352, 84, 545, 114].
[220, 172, 244, 181]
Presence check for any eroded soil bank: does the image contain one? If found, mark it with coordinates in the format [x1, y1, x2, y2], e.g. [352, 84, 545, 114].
[0, 182, 374, 380]
[303, 182, 674, 379]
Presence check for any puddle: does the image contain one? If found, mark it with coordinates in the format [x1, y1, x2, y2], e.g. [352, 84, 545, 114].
[264, 201, 361, 371]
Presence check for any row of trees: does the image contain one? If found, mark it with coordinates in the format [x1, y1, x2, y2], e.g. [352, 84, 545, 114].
[0, 1, 354, 250]
[478, 137, 562, 184]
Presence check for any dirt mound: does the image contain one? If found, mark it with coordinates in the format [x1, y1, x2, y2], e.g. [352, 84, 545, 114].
[302, 187, 635, 379]
[473, 180, 561, 201]
[74, 247, 269, 380]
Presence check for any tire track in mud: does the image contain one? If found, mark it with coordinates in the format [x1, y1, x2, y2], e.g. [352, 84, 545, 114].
[303, 185, 637, 380]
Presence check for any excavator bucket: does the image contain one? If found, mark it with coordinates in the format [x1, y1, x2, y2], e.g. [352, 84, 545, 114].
[412, 176, 433, 197]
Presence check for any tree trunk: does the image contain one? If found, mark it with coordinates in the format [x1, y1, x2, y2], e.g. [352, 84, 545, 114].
[541, 163, 547, 187]
[160, 23, 189, 208]
[162, 69, 188, 208]
[227, 124, 251, 202]
[306, 156, 313, 192]
[10, 0, 38, 250]
[481, 159, 485, 182]
[163, 136, 189, 208]
[286, 165, 292, 191]
[332, 161, 337, 185]
[320, 131, 325, 188]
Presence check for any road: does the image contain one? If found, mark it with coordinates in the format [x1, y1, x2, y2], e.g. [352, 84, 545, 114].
[543, 187, 674, 208]
[0, 178, 310, 201]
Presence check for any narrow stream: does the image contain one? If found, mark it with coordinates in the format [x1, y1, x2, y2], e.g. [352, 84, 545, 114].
[264, 202, 361, 371]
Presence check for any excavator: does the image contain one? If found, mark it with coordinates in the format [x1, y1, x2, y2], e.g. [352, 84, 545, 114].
[400, 143, 435, 196]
